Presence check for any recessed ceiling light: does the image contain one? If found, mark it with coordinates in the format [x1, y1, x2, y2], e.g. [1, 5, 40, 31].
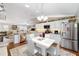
[25, 4, 30, 8]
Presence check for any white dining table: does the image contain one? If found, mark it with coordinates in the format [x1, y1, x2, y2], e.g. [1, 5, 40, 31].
[32, 36, 55, 56]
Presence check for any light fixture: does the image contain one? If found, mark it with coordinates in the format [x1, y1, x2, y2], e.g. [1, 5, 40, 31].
[36, 4, 48, 21]
[25, 4, 30, 8]
[37, 16, 42, 21]
[37, 16, 48, 21]
[43, 16, 48, 21]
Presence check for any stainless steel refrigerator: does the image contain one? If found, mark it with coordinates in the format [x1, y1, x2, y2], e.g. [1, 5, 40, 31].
[61, 22, 78, 51]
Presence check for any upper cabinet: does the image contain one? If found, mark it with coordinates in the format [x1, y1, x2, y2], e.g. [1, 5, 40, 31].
[0, 24, 9, 32]
[36, 20, 69, 32]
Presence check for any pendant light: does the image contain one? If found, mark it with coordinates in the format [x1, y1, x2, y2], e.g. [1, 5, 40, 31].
[37, 3, 48, 21]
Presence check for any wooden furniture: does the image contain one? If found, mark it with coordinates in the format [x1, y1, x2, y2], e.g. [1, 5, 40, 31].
[20, 33, 26, 43]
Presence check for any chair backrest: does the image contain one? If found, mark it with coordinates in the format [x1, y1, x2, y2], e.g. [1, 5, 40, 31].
[45, 34, 51, 38]
[26, 34, 35, 55]
[26, 34, 34, 44]
[50, 34, 61, 44]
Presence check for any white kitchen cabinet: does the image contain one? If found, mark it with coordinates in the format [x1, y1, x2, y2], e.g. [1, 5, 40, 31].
[36, 23, 44, 29]
[36, 20, 69, 32]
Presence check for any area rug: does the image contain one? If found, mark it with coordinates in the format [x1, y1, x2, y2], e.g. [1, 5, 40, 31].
[10, 44, 76, 56]
[58, 49, 76, 56]
[10, 44, 28, 56]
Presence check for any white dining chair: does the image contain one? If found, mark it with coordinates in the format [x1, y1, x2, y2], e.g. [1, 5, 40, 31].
[23, 34, 39, 56]
[47, 46, 57, 56]
[45, 34, 51, 38]
[47, 34, 62, 56]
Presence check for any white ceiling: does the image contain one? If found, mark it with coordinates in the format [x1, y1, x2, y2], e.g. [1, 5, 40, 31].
[1, 3, 79, 25]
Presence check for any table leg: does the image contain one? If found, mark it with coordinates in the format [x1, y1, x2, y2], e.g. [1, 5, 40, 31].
[41, 48, 47, 56]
